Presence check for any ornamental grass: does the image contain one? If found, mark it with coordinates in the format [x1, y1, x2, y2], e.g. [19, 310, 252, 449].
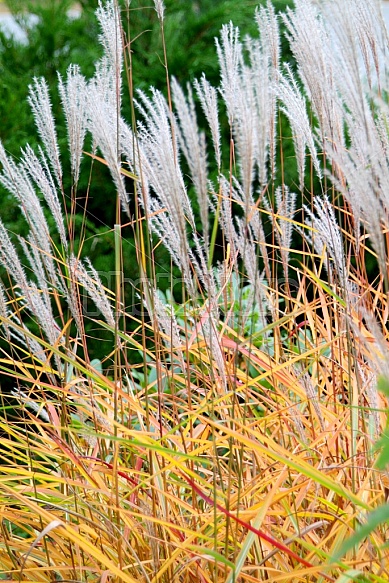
[1, 0, 389, 581]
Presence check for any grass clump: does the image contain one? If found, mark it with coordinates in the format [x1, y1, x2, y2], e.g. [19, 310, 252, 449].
[1, 0, 389, 581]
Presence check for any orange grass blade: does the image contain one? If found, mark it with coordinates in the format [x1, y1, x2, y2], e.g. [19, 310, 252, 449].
[182, 474, 335, 581]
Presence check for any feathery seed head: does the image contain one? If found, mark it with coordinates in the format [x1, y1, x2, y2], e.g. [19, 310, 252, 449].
[58, 65, 88, 187]
[276, 65, 322, 189]
[96, 0, 123, 81]
[21, 144, 68, 250]
[194, 74, 221, 172]
[153, 0, 165, 21]
[28, 78, 62, 188]
[172, 78, 209, 246]
[304, 196, 346, 286]
[70, 256, 116, 330]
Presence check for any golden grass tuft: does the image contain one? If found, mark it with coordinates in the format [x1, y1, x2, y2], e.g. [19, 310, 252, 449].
[1, 247, 389, 582]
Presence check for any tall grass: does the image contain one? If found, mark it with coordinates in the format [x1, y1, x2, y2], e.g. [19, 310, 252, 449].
[1, 0, 389, 581]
